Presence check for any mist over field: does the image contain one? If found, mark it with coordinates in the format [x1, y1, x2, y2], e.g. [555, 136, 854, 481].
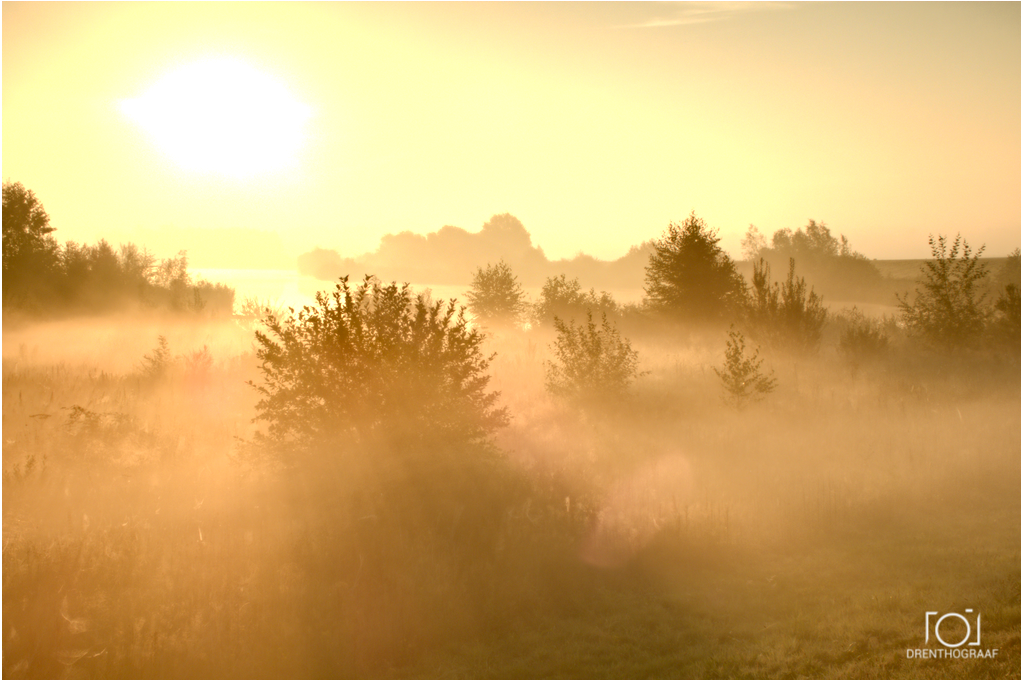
[3, 2, 1020, 679]
[4, 184, 1021, 678]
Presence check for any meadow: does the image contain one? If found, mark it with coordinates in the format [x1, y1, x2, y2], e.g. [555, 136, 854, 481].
[2, 299, 1020, 679]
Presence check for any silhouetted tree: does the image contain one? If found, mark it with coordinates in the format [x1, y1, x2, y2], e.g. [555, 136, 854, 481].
[896, 234, 990, 349]
[2, 181, 233, 316]
[250, 275, 509, 459]
[2, 181, 60, 305]
[465, 260, 528, 327]
[644, 212, 745, 322]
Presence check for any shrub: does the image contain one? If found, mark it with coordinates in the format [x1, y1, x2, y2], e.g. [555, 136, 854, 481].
[545, 311, 641, 404]
[834, 308, 890, 376]
[465, 260, 529, 327]
[644, 212, 745, 322]
[896, 234, 990, 349]
[534, 274, 618, 327]
[237, 295, 288, 321]
[250, 275, 509, 460]
[235, 296, 288, 333]
[746, 257, 828, 354]
[714, 328, 777, 408]
[138, 336, 172, 381]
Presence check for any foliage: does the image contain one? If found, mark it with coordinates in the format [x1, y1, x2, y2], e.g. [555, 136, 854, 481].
[745, 221, 885, 301]
[535, 274, 618, 327]
[643, 212, 745, 322]
[138, 336, 172, 381]
[746, 258, 828, 354]
[135, 337, 216, 384]
[2, 181, 234, 316]
[465, 260, 529, 327]
[2, 181, 60, 306]
[2, 181, 55, 256]
[741, 224, 768, 262]
[545, 311, 641, 404]
[713, 328, 777, 408]
[2, 303, 1020, 678]
[235, 296, 290, 334]
[834, 308, 890, 376]
[768, 220, 859, 261]
[250, 275, 509, 459]
[237, 295, 288, 321]
[896, 234, 990, 349]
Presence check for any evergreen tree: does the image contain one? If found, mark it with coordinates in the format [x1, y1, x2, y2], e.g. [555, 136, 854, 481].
[644, 212, 744, 322]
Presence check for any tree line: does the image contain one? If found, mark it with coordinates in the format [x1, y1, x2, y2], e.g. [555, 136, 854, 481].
[249, 207, 1021, 472]
[463, 211, 1020, 405]
[2, 181, 234, 316]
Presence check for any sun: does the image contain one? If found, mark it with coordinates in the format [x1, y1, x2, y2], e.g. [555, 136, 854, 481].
[120, 57, 313, 178]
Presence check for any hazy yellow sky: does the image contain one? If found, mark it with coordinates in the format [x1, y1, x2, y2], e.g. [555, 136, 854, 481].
[3, 2, 1020, 265]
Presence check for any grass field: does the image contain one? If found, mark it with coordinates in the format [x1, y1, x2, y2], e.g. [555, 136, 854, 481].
[2, 307, 1020, 679]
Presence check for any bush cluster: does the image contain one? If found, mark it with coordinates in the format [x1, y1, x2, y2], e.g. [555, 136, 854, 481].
[2, 181, 233, 316]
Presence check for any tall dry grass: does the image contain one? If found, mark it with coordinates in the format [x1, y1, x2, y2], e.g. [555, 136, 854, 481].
[2, 309, 1019, 678]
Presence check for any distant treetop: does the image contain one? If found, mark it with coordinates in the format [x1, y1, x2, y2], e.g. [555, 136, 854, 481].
[643, 212, 745, 322]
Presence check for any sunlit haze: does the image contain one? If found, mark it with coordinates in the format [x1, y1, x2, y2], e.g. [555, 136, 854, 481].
[3, 2, 1020, 265]
[119, 57, 313, 178]
[2, 3, 1020, 679]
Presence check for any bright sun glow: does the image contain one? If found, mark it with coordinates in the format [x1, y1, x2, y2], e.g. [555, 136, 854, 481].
[120, 58, 313, 178]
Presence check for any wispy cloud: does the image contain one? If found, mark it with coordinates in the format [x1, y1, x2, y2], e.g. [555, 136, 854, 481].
[620, 2, 792, 29]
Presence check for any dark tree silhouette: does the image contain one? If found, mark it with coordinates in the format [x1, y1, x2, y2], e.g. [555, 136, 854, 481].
[643, 212, 745, 321]
[2, 181, 233, 316]
[2, 181, 60, 304]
